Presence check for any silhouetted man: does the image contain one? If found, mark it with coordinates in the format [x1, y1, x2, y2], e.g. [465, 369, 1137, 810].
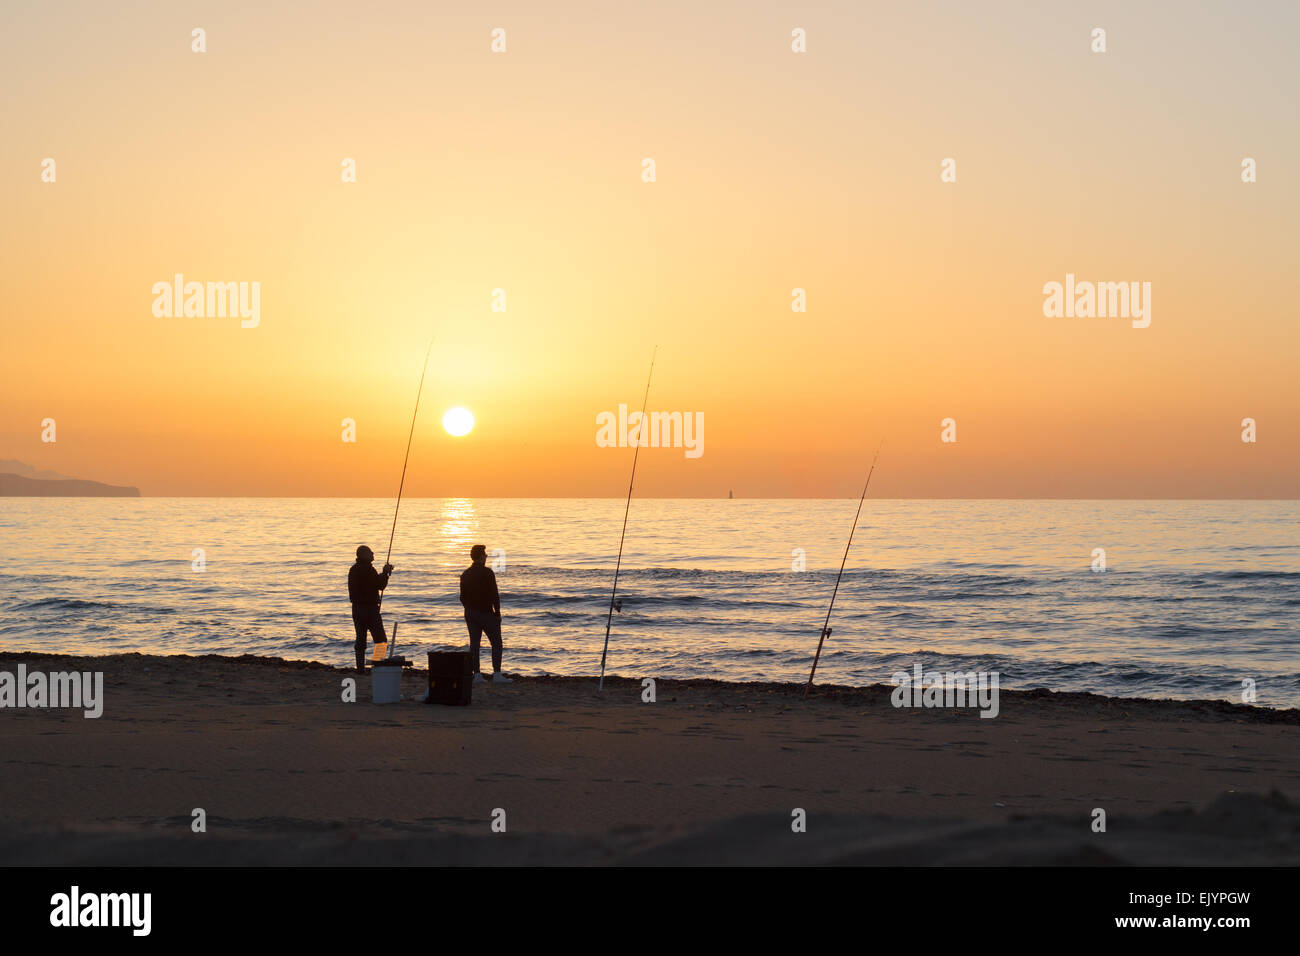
[349, 545, 393, 673]
[460, 544, 509, 683]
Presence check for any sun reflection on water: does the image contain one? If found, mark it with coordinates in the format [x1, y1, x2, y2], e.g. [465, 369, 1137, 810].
[438, 498, 478, 562]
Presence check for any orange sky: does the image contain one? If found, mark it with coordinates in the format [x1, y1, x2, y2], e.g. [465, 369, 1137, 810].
[2, 1, 1297, 497]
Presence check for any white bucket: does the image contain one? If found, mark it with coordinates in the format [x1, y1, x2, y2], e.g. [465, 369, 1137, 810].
[371, 665, 402, 704]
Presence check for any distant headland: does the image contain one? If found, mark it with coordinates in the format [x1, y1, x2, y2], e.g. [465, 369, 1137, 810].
[0, 460, 139, 497]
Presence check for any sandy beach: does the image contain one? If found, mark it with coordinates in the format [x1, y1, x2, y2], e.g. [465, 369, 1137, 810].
[1, 651, 1296, 865]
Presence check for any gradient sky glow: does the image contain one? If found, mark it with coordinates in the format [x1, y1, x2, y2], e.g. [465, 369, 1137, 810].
[2, 1, 1297, 496]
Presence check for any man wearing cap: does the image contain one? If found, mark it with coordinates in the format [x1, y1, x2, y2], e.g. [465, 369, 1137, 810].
[460, 544, 510, 683]
[348, 545, 393, 673]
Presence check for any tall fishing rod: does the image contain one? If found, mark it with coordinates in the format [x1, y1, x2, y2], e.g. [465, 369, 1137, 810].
[804, 441, 882, 697]
[380, 337, 435, 607]
[598, 347, 657, 691]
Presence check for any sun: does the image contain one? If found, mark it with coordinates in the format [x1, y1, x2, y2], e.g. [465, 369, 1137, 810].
[442, 406, 475, 437]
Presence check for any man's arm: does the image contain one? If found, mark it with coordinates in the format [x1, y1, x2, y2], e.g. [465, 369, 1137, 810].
[376, 564, 392, 591]
[488, 568, 500, 617]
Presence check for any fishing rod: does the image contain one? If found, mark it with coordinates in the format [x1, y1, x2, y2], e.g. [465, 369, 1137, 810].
[598, 346, 657, 691]
[804, 441, 882, 697]
[380, 337, 435, 608]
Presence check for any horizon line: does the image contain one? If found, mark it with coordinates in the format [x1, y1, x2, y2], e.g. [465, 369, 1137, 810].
[9, 495, 1298, 502]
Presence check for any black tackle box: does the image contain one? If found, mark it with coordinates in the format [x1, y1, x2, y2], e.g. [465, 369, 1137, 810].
[426, 651, 473, 706]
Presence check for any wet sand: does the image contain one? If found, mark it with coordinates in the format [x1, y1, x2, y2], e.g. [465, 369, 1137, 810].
[1, 652, 1297, 865]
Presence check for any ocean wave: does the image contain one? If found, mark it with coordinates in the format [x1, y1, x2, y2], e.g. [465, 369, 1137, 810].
[10, 597, 128, 611]
[4, 498, 1297, 707]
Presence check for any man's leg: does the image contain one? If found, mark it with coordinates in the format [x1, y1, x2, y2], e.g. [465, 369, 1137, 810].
[352, 611, 368, 673]
[368, 608, 388, 653]
[484, 615, 503, 673]
[355, 607, 386, 670]
[464, 610, 484, 673]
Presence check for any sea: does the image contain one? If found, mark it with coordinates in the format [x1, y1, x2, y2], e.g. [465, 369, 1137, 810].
[1, 498, 1296, 708]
